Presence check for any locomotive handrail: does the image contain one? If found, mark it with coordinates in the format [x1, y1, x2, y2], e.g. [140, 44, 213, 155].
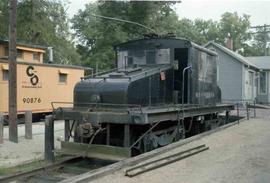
[82, 67, 119, 80]
[131, 64, 172, 79]
[82, 64, 172, 81]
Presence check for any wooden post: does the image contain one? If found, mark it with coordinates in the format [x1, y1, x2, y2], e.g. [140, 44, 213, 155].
[8, 0, 18, 143]
[45, 115, 54, 162]
[25, 111, 32, 139]
[64, 120, 70, 141]
[0, 114, 4, 144]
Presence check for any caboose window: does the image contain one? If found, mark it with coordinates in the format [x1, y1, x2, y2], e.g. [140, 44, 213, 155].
[17, 49, 23, 58]
[2, 70, 9, 81]
[59, 73, 67, 83]
[33, 52, 40, 61]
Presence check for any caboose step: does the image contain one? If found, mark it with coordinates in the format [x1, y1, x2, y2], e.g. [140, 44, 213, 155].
[56, 141, 131, 161]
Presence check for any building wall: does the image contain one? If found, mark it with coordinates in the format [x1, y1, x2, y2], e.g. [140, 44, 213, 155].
[215, 48, 243, 101]
[0, 62, 84, 114]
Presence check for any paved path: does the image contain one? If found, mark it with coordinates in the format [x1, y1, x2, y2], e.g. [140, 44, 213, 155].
[0, 121, 64, 168]
[91, 118, 270, 183]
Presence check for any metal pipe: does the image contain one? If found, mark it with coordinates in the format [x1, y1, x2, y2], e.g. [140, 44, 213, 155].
[182, 66, 192, 108]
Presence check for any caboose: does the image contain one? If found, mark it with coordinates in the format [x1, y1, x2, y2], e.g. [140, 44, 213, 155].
[54, 36, 234, 160]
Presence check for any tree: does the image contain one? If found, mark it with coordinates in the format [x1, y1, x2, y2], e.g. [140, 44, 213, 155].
[72, 1, 178, 71]
[219, 12, 251, 52]
[0, 0, 80, 65]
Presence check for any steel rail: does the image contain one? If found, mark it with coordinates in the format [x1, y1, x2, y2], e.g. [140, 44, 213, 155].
[125, 144, 209, 177]
[0, 156, 81, 183]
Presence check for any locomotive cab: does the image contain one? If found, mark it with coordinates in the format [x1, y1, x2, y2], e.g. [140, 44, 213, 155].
[74, 37, 219, 108]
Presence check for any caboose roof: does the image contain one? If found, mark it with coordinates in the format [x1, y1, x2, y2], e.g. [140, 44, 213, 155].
[0, 39, 48, 50]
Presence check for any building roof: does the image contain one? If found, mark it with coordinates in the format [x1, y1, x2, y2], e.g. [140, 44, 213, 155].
[246, 56, 270, 70]
[205, 41, 258, 70]
[0, 39, 47, 50]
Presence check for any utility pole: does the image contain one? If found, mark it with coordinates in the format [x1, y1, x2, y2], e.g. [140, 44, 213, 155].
[250, 24, 270, 56]
[9, 0, 18, 143]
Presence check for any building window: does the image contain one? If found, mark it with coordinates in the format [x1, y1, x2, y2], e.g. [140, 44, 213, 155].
[17, 49, 23, 58]
[259, 71, 267, 94]
[33, 52, 40, 61]
[2, 70, 9, 81]
[59, 73, 67, 83]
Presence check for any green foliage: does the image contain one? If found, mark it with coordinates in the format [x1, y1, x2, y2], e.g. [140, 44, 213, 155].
[0, 0, 80, 65]
[72, 1, 177, 71]
[1, 1, 268, 69]
[219, 12, 251, 52]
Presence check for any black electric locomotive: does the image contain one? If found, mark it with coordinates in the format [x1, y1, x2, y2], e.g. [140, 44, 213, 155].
[54, 36, 233, 160]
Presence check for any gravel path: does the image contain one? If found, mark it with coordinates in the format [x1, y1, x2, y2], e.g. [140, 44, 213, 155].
[91, 118, 270, 183]
[0, 121, 64, 168]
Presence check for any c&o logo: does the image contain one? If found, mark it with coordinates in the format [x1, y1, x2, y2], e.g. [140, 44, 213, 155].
[26, 65, 39, 86]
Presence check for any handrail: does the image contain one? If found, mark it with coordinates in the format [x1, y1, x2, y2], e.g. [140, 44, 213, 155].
[51, 101, 142, 111]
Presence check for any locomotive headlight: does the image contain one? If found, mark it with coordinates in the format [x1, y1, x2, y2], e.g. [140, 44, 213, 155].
[90, 94, 101, 103]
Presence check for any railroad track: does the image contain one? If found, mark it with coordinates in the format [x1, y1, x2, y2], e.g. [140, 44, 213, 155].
[0, 156, 115, 183]
[125, 144, 209, 177]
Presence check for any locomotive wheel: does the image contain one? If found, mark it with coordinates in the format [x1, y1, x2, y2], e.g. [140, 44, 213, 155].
[138, 125, 185, 153]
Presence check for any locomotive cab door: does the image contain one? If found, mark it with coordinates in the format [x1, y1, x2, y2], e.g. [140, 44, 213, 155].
[174, 48, 189, 104]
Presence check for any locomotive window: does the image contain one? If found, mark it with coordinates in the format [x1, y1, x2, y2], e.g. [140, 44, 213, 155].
[117, 49, 170, 68]
[117, 51, 128, 69]
[156, 49, 170, 64]
[146, 50, 155, 64]
[130, 50, 146, 65]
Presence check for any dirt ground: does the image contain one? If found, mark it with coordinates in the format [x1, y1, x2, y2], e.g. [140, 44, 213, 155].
[90, 117, 270, 183]
[0, 121, 64, 168]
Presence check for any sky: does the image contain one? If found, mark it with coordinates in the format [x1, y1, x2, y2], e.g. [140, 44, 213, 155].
[66, 0, 270, 26]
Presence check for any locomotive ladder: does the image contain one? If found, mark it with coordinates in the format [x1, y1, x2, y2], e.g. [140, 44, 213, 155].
[125, 144, 209, 177]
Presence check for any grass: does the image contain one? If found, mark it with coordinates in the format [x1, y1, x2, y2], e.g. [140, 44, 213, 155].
[0, 155, 67, 176]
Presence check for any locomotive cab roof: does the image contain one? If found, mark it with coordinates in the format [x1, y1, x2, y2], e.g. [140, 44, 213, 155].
[114, 37, 217, 56]
[113, 37, 217, 73]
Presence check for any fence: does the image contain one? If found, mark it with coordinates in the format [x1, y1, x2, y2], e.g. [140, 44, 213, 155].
[222, 99, 257, 120]
[0, 111, 33, 143]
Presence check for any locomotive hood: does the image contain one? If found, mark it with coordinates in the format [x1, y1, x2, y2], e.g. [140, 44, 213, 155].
[74, 64, 173, 107]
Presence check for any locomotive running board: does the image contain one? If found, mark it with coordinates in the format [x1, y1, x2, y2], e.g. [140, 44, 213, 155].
[56, 141, 131, 161]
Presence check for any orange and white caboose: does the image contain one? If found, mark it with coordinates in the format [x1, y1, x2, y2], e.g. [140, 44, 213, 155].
[0, 39, 88, 118]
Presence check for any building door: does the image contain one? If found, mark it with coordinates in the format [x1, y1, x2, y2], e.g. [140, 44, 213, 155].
[248, 71, 254, 100]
